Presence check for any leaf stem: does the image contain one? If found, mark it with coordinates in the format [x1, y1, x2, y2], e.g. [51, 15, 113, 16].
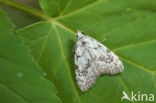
[0, 0, 52, 21]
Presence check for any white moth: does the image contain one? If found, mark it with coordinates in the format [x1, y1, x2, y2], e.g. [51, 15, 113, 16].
[75, 30, 124, 92]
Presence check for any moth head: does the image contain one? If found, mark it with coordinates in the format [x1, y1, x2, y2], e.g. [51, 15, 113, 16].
[76, 30, 84, 39]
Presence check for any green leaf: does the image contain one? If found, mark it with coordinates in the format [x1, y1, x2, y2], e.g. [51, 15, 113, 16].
[39, 0, 61, 17]
[0, 10, 61, 103]
[18, 0, 156, 103]
[39, 0, 97, 17]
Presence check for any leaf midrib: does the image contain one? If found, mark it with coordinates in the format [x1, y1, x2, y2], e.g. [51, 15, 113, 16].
[53, 24, 82, 103]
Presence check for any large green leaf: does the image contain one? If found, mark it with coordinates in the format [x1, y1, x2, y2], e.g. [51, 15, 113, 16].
[12, 0, 156, 103]
[0, 10, 61, 103]
[39, 0, 97, 17]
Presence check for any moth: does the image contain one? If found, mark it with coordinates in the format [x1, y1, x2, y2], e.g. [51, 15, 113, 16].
[75, 30, 124, 92]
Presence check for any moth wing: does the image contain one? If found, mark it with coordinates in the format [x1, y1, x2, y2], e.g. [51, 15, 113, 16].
[88, 39, 124, 75]
[75, 45, 100, 92]
[75, 35, 124, 92]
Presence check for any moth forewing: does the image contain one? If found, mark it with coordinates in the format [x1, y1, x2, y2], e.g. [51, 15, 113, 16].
[75, 31, 124, 92]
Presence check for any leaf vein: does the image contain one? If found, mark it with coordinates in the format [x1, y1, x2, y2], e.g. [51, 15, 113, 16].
[59, 0, 71, 16]
[37, 26, 52, 61]
[53, 59, 63, 81]
[113, 39, 156, 51]
[56, 0, 99, 19]
[53, 24, 82, 103]
[119, 55, 155, 74]
[119, 55, 156, 89]
[118, 75, 135, 103]
[0, 57, 41, 77]
[0, 82, 29, 103]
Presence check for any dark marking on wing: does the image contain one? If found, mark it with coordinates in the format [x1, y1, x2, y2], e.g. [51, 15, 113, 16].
[99, 56, 106, 61]
[76, 55, 81, 60]
[107, 48, 111, 53]
[94, 47, 98, 50]
[82, 41, 87, 46]
[98, 44, 102, 48]
[85, 59, 92, 69]
[75, 65, 79, 70]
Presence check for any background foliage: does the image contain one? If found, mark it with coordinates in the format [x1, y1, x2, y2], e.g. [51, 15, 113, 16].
[0, 0, 156, 103]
